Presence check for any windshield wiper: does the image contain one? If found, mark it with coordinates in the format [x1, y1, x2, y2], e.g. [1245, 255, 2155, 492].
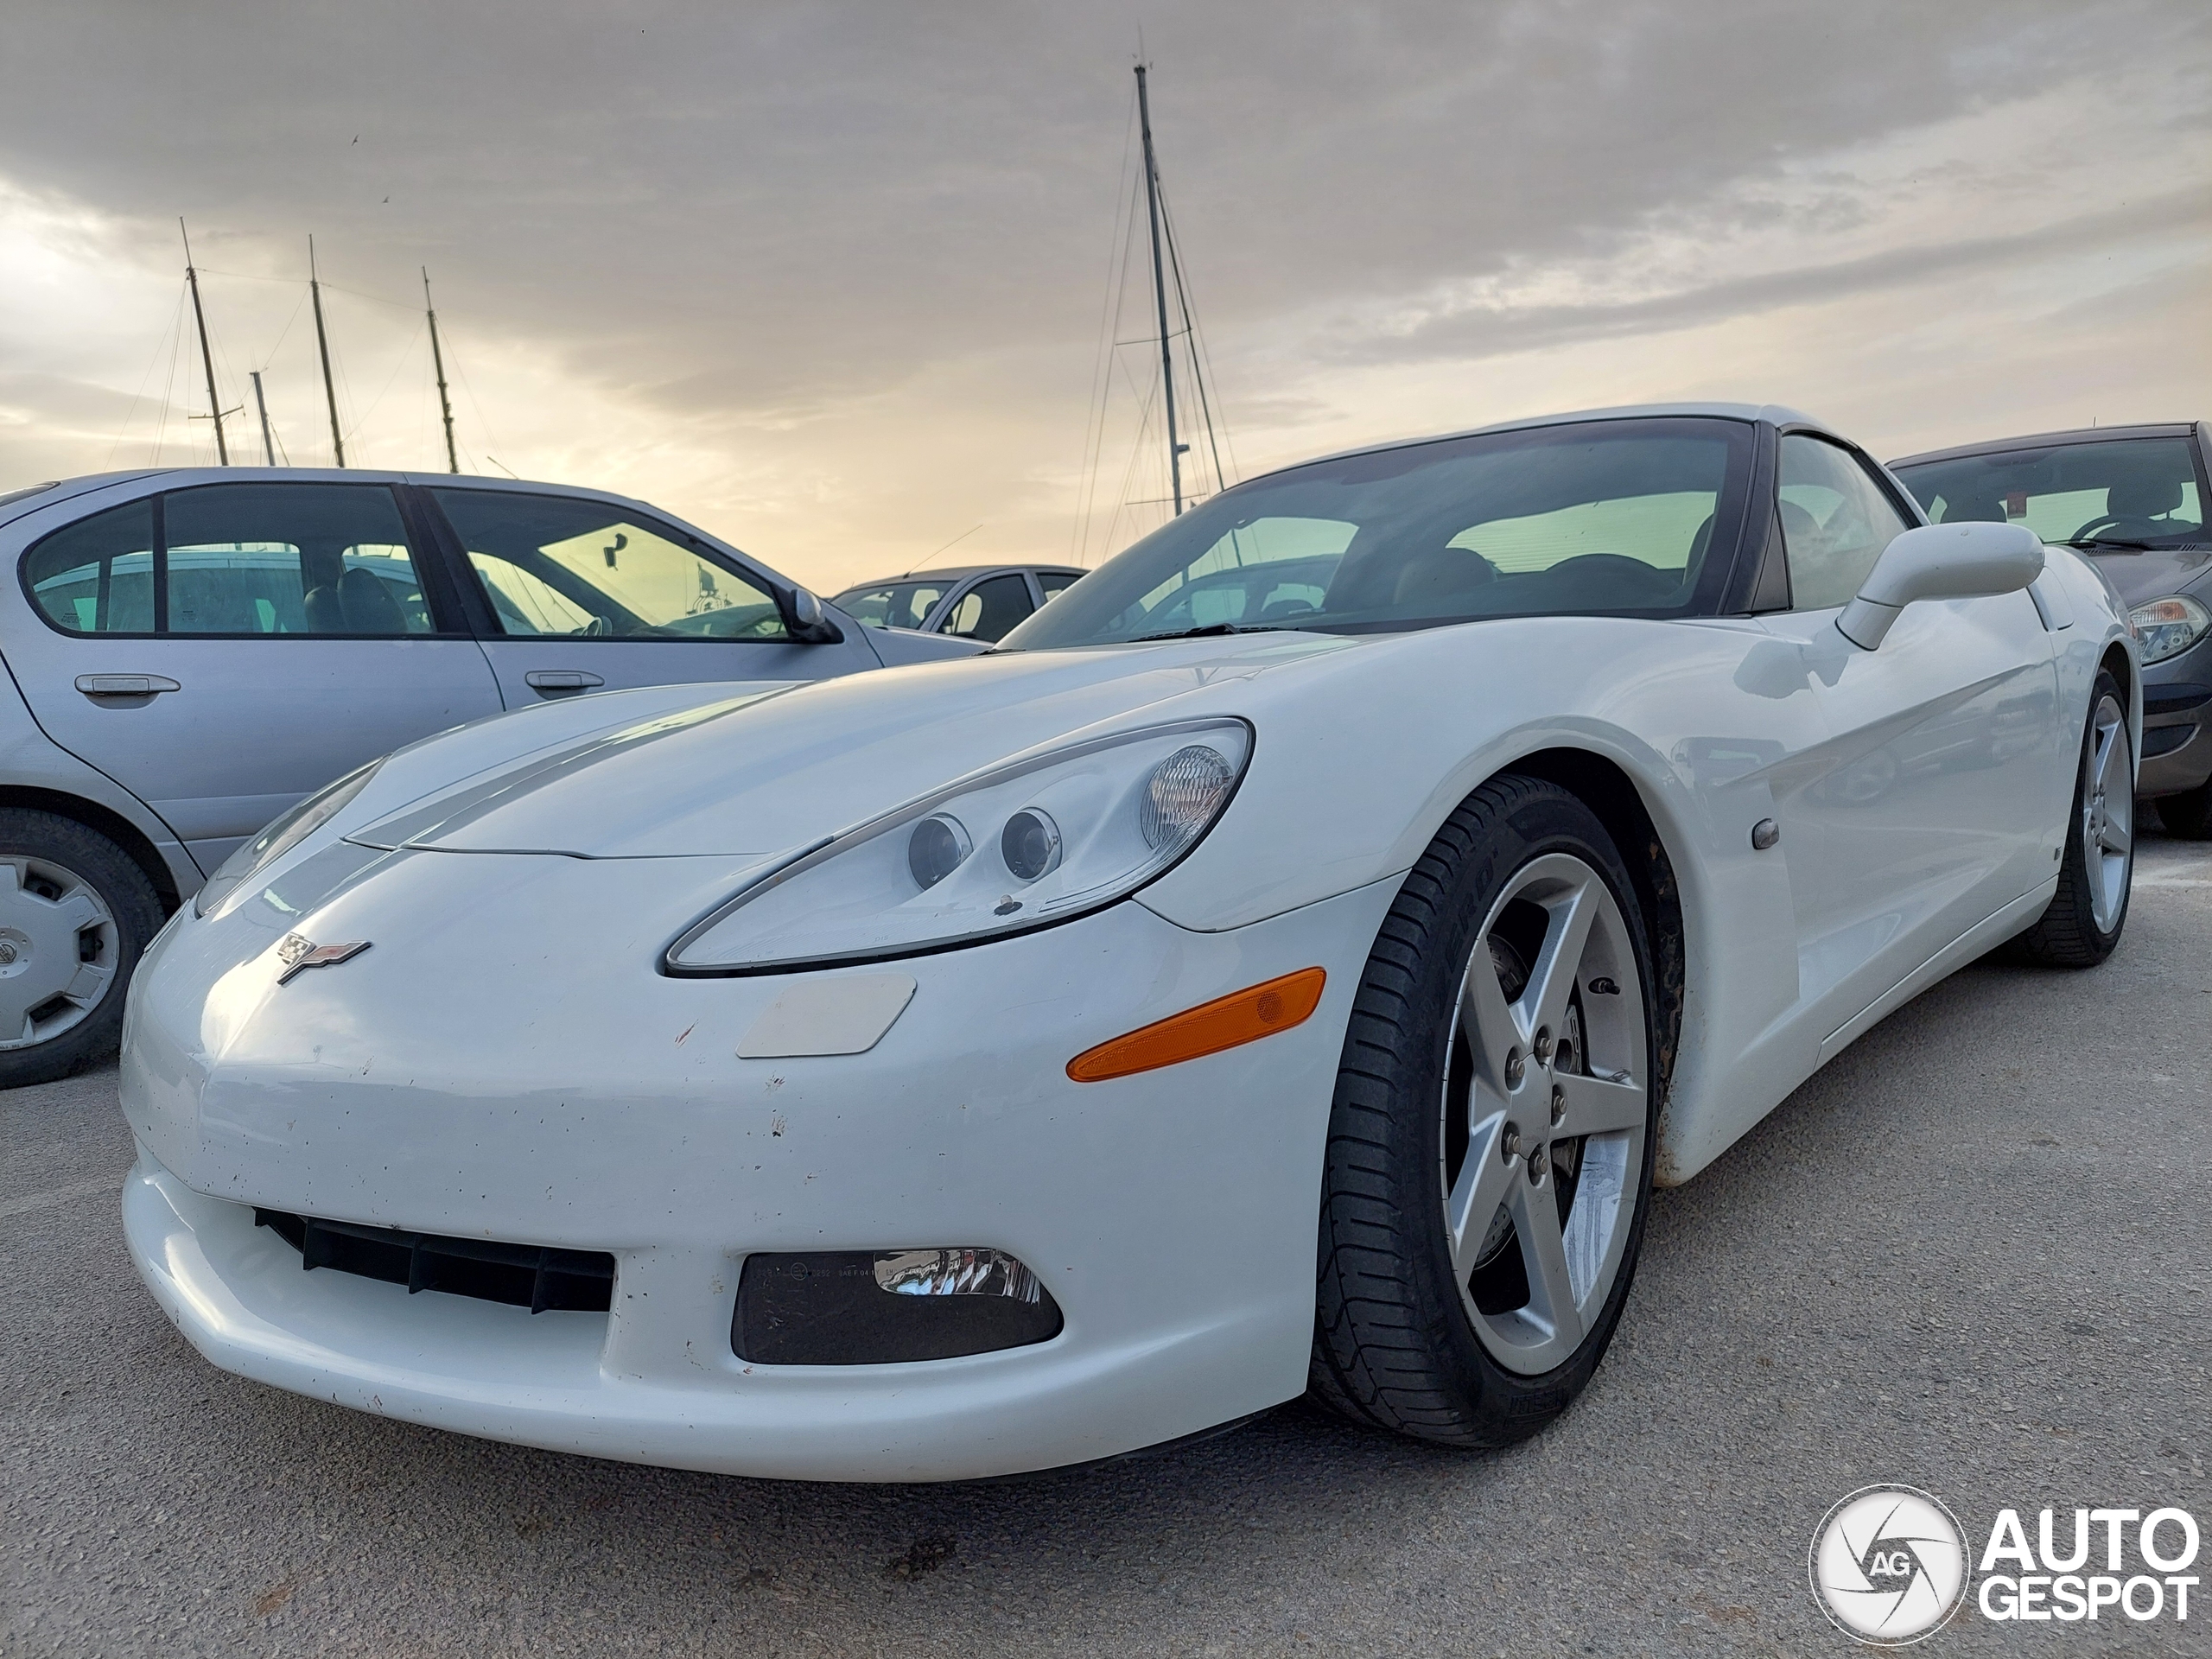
[1127, 621, 1294, 644]
[2058, 536, 2157, 551]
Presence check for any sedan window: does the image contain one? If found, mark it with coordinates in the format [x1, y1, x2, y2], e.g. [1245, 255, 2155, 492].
[23, 499, 156, 632]
[1004, 416, 1751, 648]
[22, 484, 435, 636]
[1892, 436, 2204, 548]
[164, 483, 434, 635]
[830, 581, 950, 631]
[433, 489, 787, 641]
[942, 573, 1034, 642]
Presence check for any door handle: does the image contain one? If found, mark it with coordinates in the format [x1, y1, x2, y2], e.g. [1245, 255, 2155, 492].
[74, 674, 181, 697]
[524, 669, 606, 696]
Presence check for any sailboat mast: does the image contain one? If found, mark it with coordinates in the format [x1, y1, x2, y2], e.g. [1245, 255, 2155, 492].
[249, 371, 276, 465]
[1135, 65, 1184, 515]
[179, 220, 229, 466]
[422, 268, 460, 474]
[308, 237, 346, 467]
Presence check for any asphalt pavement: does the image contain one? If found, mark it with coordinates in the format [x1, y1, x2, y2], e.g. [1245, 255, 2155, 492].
[4, 831, 2208, 1657]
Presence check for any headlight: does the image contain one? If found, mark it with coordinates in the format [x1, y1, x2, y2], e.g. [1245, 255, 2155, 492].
[664, 718, 1251, 975]
[192, 760, 385, 917]
[2129, 594, 2211, 664]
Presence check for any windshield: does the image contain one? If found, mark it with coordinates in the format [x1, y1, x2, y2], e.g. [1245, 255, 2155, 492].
[1003, 416, 1752, 649]
[1892, 436, 2206, 547]
[830, 579, 950, 631]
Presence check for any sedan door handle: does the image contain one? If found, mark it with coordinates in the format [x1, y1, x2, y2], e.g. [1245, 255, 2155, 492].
[74, 674, 181, 697]
[524, 670, 606, 696]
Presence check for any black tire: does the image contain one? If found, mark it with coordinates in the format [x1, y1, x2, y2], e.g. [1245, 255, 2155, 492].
[2009, 669, 2132, 968]
[2155, 777, 2212, 840]
[0, 810, 166, 1088]
[1309, 774, 1659, 1447]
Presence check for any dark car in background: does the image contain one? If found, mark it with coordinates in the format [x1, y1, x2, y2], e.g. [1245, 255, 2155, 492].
[830, 563, 1086, 645]
[1891, 423, 2212, 836]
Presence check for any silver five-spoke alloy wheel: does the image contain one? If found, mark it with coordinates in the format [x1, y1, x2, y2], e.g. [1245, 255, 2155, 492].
[1442, 851, 1648, 1376]
[0, 852, 121, 1050]
[2082, 690, 2131, 935]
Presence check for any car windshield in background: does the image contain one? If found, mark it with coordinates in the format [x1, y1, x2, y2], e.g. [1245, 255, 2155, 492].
[1001, 416, 1751, 650]
[1892, 437, 2207, 549]
[831, 580, 950, 631]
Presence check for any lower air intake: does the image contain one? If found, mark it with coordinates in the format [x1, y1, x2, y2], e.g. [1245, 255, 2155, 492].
[254, 1209, 615, 1313]
[734, 1248, 1063, 1364]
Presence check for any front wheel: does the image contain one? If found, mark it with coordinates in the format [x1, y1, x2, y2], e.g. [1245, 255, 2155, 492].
[1310, 775, 1658, 1446]
[2010, 670, 2132, 968]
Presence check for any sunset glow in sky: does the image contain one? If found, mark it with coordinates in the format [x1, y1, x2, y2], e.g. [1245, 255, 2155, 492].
[3, 3, 2206, 595]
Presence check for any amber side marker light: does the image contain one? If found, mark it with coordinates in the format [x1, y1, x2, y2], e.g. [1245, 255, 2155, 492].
[1066, 967, 1327, 1083]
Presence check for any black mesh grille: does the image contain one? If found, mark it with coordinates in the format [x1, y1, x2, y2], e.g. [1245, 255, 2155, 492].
[254, 1209, 614, 1313]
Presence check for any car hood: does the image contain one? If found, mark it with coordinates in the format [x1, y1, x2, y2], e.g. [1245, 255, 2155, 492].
[346, 634, 1363, 860]
[2082, 543, 2212, 605]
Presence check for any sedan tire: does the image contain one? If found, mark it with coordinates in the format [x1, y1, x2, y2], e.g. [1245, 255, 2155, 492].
[1310, 775, 1658, 1446]
[0, 810, 165, 1088]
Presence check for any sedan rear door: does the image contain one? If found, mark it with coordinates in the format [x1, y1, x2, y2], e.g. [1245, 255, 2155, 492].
[5, 478, 505, 873]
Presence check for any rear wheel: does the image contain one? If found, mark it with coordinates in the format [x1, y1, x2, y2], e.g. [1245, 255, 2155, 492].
[2010, 671, 2132, 967]
[0, 810, 164, 1087]
[1310, 775, 1658, 1446]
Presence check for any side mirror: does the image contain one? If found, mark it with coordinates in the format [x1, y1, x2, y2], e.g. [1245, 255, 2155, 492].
[784, 586, 844, 645]
[1835, 522, 2044, 650]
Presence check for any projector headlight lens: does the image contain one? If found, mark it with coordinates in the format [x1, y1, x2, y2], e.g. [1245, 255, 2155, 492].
[1001, 809, 1062, 882]
[665, 718, 1252, 975]
[906, 814, 971, 889]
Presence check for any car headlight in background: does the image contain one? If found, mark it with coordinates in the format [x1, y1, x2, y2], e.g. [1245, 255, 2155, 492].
[192, 759, 385, 917]
[664, 718, 1252, 975]
[2129, 594, 2211, 664]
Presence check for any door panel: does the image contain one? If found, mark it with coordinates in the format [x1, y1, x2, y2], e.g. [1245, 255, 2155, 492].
[426, 486, 870, 702]
[6, 482, 505, 872]
[1757, 593, 2063, 1027]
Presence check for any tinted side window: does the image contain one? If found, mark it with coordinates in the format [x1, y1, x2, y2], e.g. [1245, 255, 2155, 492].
[1779, 436, 1910, 611]
[434, 489, 787, 641]
[1037, 571, 1081, 598]
[163, 483, 434, 635]
[944, 573, 1034, 642]
[23, 499, 156, 632]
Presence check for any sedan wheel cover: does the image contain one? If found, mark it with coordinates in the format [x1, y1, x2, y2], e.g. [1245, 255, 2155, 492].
[0, 855, 119, 1049]
[1440, 852, 1648, 1376]
[2082, 693, 2132, 935]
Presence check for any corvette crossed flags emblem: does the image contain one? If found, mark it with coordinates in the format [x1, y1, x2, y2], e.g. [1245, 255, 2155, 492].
[275, 934, 372, 985]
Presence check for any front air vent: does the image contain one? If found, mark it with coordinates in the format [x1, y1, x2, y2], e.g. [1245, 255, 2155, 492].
[254, 1209, 614, 1313]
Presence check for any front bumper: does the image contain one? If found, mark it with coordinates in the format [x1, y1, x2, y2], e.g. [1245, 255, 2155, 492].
[120, 854, 1395, 1481]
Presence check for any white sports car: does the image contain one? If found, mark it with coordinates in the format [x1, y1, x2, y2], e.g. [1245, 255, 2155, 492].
[120, 404, 2137, 1482]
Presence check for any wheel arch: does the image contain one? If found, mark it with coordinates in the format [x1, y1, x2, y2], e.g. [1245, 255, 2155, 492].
[1491, 746, 1687, 1116]
[0, 785, 185, 912]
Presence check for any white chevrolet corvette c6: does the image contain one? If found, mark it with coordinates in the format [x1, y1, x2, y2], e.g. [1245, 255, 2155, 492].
[121, 404, 2138, 1482]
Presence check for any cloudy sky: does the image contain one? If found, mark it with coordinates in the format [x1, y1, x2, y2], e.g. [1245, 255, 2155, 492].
[2, 2, 2206, 594]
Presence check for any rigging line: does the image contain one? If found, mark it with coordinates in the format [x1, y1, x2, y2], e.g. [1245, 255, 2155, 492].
[1083, 175, 1147, 564]
[443, 327, 503, 462]
[1072, 86, 1144, 567]
[341, 315, 427, 442]
[1103, 365, 1161, 560]
[154, 286, 184, 465]
[105, 281, 188, 470]
[1155, 179, 1234, 498]
[258, 283, 311, 374]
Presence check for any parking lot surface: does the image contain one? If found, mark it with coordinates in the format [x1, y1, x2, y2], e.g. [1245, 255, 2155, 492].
[4, 832, 2208, 1657]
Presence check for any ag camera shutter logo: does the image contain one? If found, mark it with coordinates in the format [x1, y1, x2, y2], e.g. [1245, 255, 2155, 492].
[1809, 1484, 1971, 1645]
